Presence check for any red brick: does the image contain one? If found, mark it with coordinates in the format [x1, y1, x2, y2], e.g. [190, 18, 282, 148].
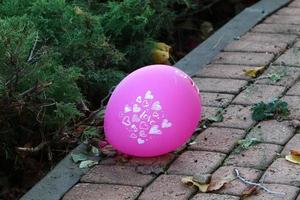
[255, 65, 300, 87]
[100, 154, 176, 175]
[276, 7, 300, 15]
[289, 1, 300, 8]
[252, 23, 300, 35]
[129, 154, 176, 175]
[100, 154, 175, 171]
[189, 127, 246, 153]
[167, 151, 226, 175]
[241, 32, 297, 44]
[244, 184, 299, 200]
[281, 96, 300, 120]
[191, 193, 239, 200]
[274, 47, 300, 67]
[281, 134, 300, 156]
[287, 81, 300, 95]
[265, 15, 300, 25]
[247, 120, 295, 145]
[232, 84, 285, 105]
[293, 40, 300, 48]
[211, 52, 274, 66]
[212, 166, 262, 196]
[212, 105, 255, 129]
[194, 78, 247, 94]
[224, 40, 287, 54]
[80, 165, 154, 186]
[196, 64, 255, 80]
[200, 92, 234, 107]
[62, 183, 142, 200]
[201, 106, 220, 120]
[262, 158, 300, 187]
[138, 175, 196, 200]
[225, 143, 282, 170]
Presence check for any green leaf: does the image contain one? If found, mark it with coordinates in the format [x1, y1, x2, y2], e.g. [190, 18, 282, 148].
[208, 109, 224, 122]
[81, 127, 100, 141]
[237, 138, 260, 150]
[268, 73, 282, 82]
[71, 153, 88, 163]
[79, 160, 98, 169]
[91, 145, 100, 156]
[251, 99, 289, 121]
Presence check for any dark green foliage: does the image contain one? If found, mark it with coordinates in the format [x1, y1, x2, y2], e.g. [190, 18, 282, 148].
[84, 68, 126, 107]
[251, 99, 290, 121]
[0, 0, 182, 176]
[30, 0, 125, 69]
[0, 16, 83, 167]
[0, 0, 32, 17]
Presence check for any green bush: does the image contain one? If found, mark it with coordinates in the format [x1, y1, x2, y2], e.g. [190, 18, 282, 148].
[0, 0, 182, 175]
[0, 16, 83, 163]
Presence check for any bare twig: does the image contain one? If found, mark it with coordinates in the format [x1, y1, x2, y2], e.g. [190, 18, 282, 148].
[27, 33, 39, 63]
[73, 86, 115, 128]
[19, 81, 52, 97]
[234, 169, 286, 196]
[100, 86, 116, 108]
[16, 141, 49, 153]
[80, 99, 90, 112]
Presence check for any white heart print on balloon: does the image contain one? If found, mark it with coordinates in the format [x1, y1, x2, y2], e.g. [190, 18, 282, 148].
[120, 90, 172, 144]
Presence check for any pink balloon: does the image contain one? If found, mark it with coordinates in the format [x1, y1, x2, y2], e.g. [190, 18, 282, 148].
[104, 65, 201, 157]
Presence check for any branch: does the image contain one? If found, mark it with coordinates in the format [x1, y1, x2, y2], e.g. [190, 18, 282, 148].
[19, 81, 52, 97]
[234, 169, 286, 196]
[73, 86, 115, 127]
[16, 141, 49, 153]
[27, 33, 39, 63]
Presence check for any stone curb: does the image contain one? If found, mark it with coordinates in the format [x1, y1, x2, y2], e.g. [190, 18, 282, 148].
[20, 144, 94, 200]
[175, 0, 292, 76]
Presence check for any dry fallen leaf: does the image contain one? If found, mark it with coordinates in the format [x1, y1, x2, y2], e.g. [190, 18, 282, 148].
[291, 149, 300, 156]
[181, 176, 209, 192]
[242, 185, 259, 198]
[208, 174, 235, 191]
[182, 174, 235, 192]
[286, 149, 300, 164]
[243, 66, 264, 78]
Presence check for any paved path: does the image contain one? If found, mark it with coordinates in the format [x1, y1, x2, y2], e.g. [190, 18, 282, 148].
[62, 1, 300, 199]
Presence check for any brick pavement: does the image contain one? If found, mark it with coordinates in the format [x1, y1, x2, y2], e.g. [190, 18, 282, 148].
[62, 1, 300, 199]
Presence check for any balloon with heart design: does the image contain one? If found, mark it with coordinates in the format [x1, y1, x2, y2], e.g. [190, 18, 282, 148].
[104, 65, 201, 157]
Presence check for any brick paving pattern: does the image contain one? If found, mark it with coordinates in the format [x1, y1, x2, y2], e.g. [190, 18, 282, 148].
[62, 1, 300, 199]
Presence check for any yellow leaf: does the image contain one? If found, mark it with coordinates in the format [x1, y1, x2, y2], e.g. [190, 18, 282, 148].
[151, 42, 171, 64]
[155, 42, 171, 52]
[152, 49, 170, 64]
[181, 176, 209, 192]
[243, 67, 264, 78]
[285, 154, 300, 164]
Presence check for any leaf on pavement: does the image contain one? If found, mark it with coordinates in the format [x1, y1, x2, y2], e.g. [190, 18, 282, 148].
[79, 160, 98, 169]
[181, 176, 209, 192]
[243, 67, 264, 78]
[207, 174, 235, 191]
[242, 185, 259, 198]
[285, 149, 300, 165]
[181, 174, 235, 192]
[71, 153, 88, 163]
